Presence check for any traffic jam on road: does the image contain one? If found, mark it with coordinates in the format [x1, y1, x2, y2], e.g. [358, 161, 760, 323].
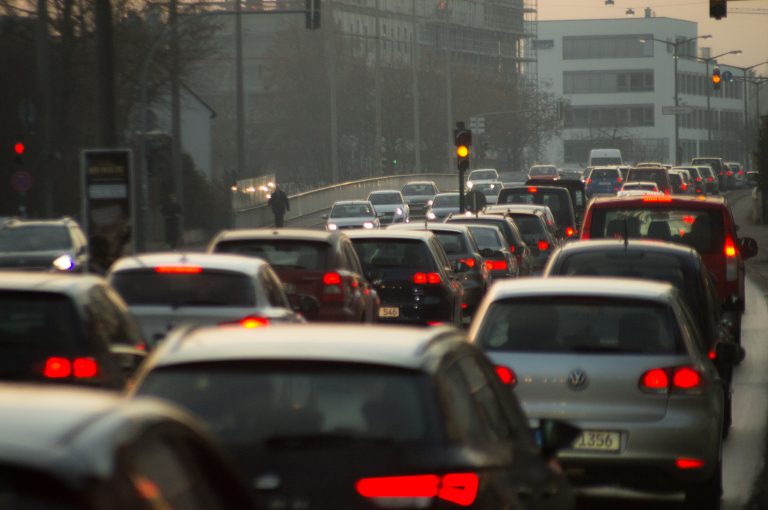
[0, 159, 761, 510]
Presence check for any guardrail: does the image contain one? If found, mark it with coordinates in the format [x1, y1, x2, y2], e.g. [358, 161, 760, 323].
[235, 173, 460, 228]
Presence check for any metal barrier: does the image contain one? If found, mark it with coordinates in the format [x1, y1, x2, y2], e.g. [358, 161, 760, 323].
[235, 173, 459, 228]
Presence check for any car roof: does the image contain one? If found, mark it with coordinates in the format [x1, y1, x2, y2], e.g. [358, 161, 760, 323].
[0, 272, 104, 294]
[109, 252, 270, 274]
[345, 229, 435, 241]
[368, 190, 401, 195]
[5, 217, 78, 228]
[386, 223, 472, 234]
[403, 181, 437, 186]
[503, 185, 569, 194]
[553, 239, 701, 261]
[434, 192, 459, 197]
[586, 194, 727, 209]
[332, 200, 372, 205]
[486, 276, 676, 303]
[212, 228, 342, 243]
[147, 325, 464, 371]
[448, 214, 513, 222]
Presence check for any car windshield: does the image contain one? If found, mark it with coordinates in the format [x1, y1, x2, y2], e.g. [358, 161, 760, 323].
[590, 169, 620, 180]
[530, 166, 557, 175]
[351, 239, 435, 271]
[591, 157, 623, 166]
[476, 297, 683, 354]
[431, 195, 459, 208]
[136, 363, 438, 447]
[433, 231, 468, 255]
[627, 169, 667, 189]
[111, 269, 256, 307]
[368, 193, 401, 205]
[469, 170, 497, 181]
[213, 240, 329, 271]
[508, 214, 545, 239]
[499, 190, 569, 225]
[0, 292, 81, 353]
[402, 184, 436, 196]
[0, 226, 71, 252]
[588, 208, 725, 255]
[331, 203, 374, 218]
[467, 227, 503, 250]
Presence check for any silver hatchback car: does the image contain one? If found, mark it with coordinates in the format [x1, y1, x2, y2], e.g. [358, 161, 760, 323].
[468, 277, 734, 509]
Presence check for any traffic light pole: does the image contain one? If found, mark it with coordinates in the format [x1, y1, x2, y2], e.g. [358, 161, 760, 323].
[459, 167, 465, 213]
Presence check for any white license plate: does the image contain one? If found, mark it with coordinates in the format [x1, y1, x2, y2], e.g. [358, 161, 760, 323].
[283, 283, 295, 294]
[571, 430, 621, 452]
[379, 307, 400, 318]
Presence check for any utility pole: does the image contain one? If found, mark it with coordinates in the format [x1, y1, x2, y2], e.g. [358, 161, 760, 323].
[326, 0, 339, 183]
[235, 0, 246, 180]
[411, 0, 421, 172]
[170, 0, 184, 241]
[444, 15, 453, 171]
[95, 0, 116, 146]
[36, 0, 53, 215]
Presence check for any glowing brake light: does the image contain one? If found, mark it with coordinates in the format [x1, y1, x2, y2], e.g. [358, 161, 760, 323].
[640, 366, 702, 393]
[640, 368, 668, 391]
[485, 260, 507, 271]
[586, 178, 592, 185]
[642, 195, 673, 202]
[73, 357, 99, 378]
[676, 458, 705, 470]
[616, 177, 623, 183]
[323, 272, 342, 285]
[413, 272, 442, 284]
[695, 177, 702, 182]
[565, 227, 575, 237]
[459, 257, 476, 268]
[537, 240, 549, 251]
[682, 215, 695, 224]
[43, 357, 99, 379]
[43, 357, 71, 379]
[708, 176, 714, 182]
[528, 186, 538, 193]
[240, 316, 270, 328]
[356, 473, 479, 507]
[154, 266, 202, 274]
[724, 236, 737, 258]
[495, 365, 517, 386]
[672, 367, 701, 389]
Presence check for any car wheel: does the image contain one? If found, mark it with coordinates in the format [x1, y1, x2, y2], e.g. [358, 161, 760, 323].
[684, 458, 722, 510]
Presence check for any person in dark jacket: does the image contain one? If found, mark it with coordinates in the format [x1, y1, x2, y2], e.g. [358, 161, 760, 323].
[268, 185, 290, 228]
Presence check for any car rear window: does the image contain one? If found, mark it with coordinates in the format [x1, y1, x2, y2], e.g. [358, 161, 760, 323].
[136, 363, 439, 446]
[623, 182, 656, 191]
[432, 195, 459, 208]
[213, 240, 329, 272]
[369, 193, 401, 205]
[627, 169, 668, 189]
[669, 174, 683, 186]
[590, 169, 620, 180]
[476, 297, 683, 354]
[470, 170, 497, 181]
[498, 190, 570, 226]
[402, 184, 436, 196]
[507, 214, 545, 238]
[0, 292, 81, 351]
[529, 166, 557, 176]
[588, 207, 725, 255]
[111, 269, 256, 306]
[331, 203, 374, 218]
[351, 239, 436, 271]
[433, 232, 468, 255]
[467, 227, 503, 250]
[0, 226, 71, 251]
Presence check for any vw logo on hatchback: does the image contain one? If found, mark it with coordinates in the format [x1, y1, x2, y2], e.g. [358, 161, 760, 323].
[567, 369, 588, 391]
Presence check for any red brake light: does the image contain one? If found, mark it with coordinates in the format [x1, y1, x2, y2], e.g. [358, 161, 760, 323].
[485, 260, 507, 271]
[537, 240, 549, 251]
[427, 272, 441, 284]
[73, 357, 99, 378]
[696, 177, 702, 182]
[672, 367, 701, 389]
[43, 357, 71, 379]
[439, 473, 480, 506]
[726, 171, 733, 177]
[682, 215, 695, 224]
[640, 368, 669, 391]
[509, 244, 516, 254]
[154, 266, 202, 274]
[413, 272, 427, 284]
[323, 272, 342, 285]
[495, 365, 517, 386]
[356, 473, 478, 507]
[565, 227, 575, 237]
[681, 183, 687, 190]
[586, 178, 592, 185]
[642, 195, 672, 202]
[616, 177, 622, 183]
[724, 237, 737, 258]
[240, 316, 270, 329]
[528, 186, 538, 193]
[708, 349, 716, 360]
[676, 458, 705, 470]
[708, 176, 714, 182]
[459, 257, 476, 268]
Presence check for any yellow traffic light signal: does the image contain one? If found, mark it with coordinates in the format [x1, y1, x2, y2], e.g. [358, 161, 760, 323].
[712, 67, 721, 91]
[456, 145, 469, 158]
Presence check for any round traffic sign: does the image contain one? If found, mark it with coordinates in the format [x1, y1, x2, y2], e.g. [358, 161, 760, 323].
[11, 170, 32, 193]
[465, 189, 487, 213]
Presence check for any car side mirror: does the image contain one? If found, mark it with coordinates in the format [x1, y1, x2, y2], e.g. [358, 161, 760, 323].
[715, 341, 745, 366]
[532, 418, 582, 459]
[739, 237, 758, 260]
[110, 345, 147, 379]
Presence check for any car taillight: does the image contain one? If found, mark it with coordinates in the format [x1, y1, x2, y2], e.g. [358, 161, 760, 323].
[708, 176, 714, 182]
[616, 177, 622, 183]
[485, 260, 507, 271]
[73, 357, 99, 378]
[240, 316, 270, 329]
[154, 266, 203, 274]
[565, 227, 575, 237]
[726, 171, 733, 177]
[640, 366, 702, 393]
[696, 177, 702, 182]
[356, 473, 479, 507]
[322, 272, 344, 301]
[586, 178, 592, 185]
[459, 257, 476, 268]
[724, 236, 737, 258]
[676, 458, 705, 470]
[725, 236, 738, 281]
[537, 240, 549, 251]
[509, 244, 516, 254]
[642, 195, 672, 202]
[413, 272, 442, 284]
[323, 272, 342, 285]
[681, 183, 687, 190]
[528, 186, 538, 193]
[495, 365, 517, 387]
[43, 357, 71, 379]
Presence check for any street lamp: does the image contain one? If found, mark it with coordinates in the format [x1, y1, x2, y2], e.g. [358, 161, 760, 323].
[640, 34, 711, 164]
[692, 50, 742, 151]
[730, 61, 768, 166]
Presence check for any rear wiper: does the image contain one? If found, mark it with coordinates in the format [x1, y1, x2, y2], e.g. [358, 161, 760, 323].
[265, 433, 393, 449]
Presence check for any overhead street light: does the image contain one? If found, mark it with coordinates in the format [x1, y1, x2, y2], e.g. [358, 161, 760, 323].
[640, 34, 711, 164]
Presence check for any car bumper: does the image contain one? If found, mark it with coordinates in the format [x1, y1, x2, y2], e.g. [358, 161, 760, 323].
[376, 300, 454, 325]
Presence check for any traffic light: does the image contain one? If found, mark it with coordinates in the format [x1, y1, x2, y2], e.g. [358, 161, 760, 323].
[709, 0, 726, 19]
[454, 124, 472, 172]
[12, 140, 25, 167]
[712, 67, 721, 91]
[305, 0, 321, 29]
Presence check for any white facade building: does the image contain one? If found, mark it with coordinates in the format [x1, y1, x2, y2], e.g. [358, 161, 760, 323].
[537, 16, 747, 167]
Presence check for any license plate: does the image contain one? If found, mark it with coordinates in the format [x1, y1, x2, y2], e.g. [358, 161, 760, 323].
[571, 430, 620, 452]
[283, 283, 295, 294]
[379, 307, 400, 318]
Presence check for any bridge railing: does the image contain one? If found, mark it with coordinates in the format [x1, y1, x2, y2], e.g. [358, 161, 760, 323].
[235, 173, 459, 228]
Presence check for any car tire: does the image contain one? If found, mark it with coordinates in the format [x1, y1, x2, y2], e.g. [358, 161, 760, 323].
[684, 457, 722, 510]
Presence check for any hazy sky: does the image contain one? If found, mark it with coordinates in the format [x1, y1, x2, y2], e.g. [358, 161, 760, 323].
[538, 0, 768, 74]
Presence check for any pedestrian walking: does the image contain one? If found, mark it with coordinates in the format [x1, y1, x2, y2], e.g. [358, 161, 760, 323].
[268, 185, 290, 228]
[161, 193, 182, 248]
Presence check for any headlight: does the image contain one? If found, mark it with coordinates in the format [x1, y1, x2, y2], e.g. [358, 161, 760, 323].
[426, 211, 437, 220]
[363, 221, 374, 229]
[395, 207, 403, 215]
[327, 223, 338, 231]
[467, 181, 473, 189]
[427, 200, 433, 206]
[53, 255, 75, 271]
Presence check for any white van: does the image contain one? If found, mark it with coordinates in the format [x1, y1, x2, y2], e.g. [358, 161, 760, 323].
[588, 149, 623, 167]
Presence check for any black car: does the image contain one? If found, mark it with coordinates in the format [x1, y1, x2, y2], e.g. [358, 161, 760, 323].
[0, 384, 254, 510]
[463, 224, 520, 281]
[496, 209, 558, 274]
[346, 230, 463, 326]
[525, 178, 586, 227]
[542, 239, 742, 435]
[0, 217, 88, 272]
[387, 223, 490, 317]
[131, 324, 578, 510]
[0, 272, 147, 389]
[401, 181, 439, 218]
[446, 214, 535, 276]
[497, 186, 578, 241]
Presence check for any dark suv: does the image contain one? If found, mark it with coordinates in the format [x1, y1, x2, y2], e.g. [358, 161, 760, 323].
[0, 272, 147, 389]
[0, 217, 88, 272]
[497, 185, 578, 240]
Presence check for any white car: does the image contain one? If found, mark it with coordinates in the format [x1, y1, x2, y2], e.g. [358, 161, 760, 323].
[324, 200, 380, 231]
[465, 168, 499, 189]
[616, 181, 662, 197]
[367, 190, 409, 224]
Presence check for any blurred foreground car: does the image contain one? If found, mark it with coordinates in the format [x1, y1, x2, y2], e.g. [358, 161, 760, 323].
[132, 324, 578, 510]
[0, 217, 88, 272]
[324, 200, 380, 230]
[0, 272, 146, 389]
[0, 384, 254, 509]
[209, 229, 380, 323]
[469, 278, 733, 510]
[108, 252, 305, 347]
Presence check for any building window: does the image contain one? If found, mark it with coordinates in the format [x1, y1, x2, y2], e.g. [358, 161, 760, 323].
[564, 104, 655, 128]
[563, 70, 654, 94]
[534, 39, 554, 50]
[563, 34, 654, 60]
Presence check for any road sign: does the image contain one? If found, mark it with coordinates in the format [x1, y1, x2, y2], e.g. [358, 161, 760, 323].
[662, 106, 693, 115]
[10, 170, 32, 193]
[469, 116, 485, 135]
[722, 70, 734, 82]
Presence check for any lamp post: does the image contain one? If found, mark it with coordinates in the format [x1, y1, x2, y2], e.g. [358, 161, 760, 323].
[692, 50, 742, 153]
[730, 61, 768, 166]
[640, 35, 711, 164]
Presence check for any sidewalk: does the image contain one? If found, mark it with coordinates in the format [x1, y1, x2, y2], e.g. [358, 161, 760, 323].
[728, 190, 768, 289]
